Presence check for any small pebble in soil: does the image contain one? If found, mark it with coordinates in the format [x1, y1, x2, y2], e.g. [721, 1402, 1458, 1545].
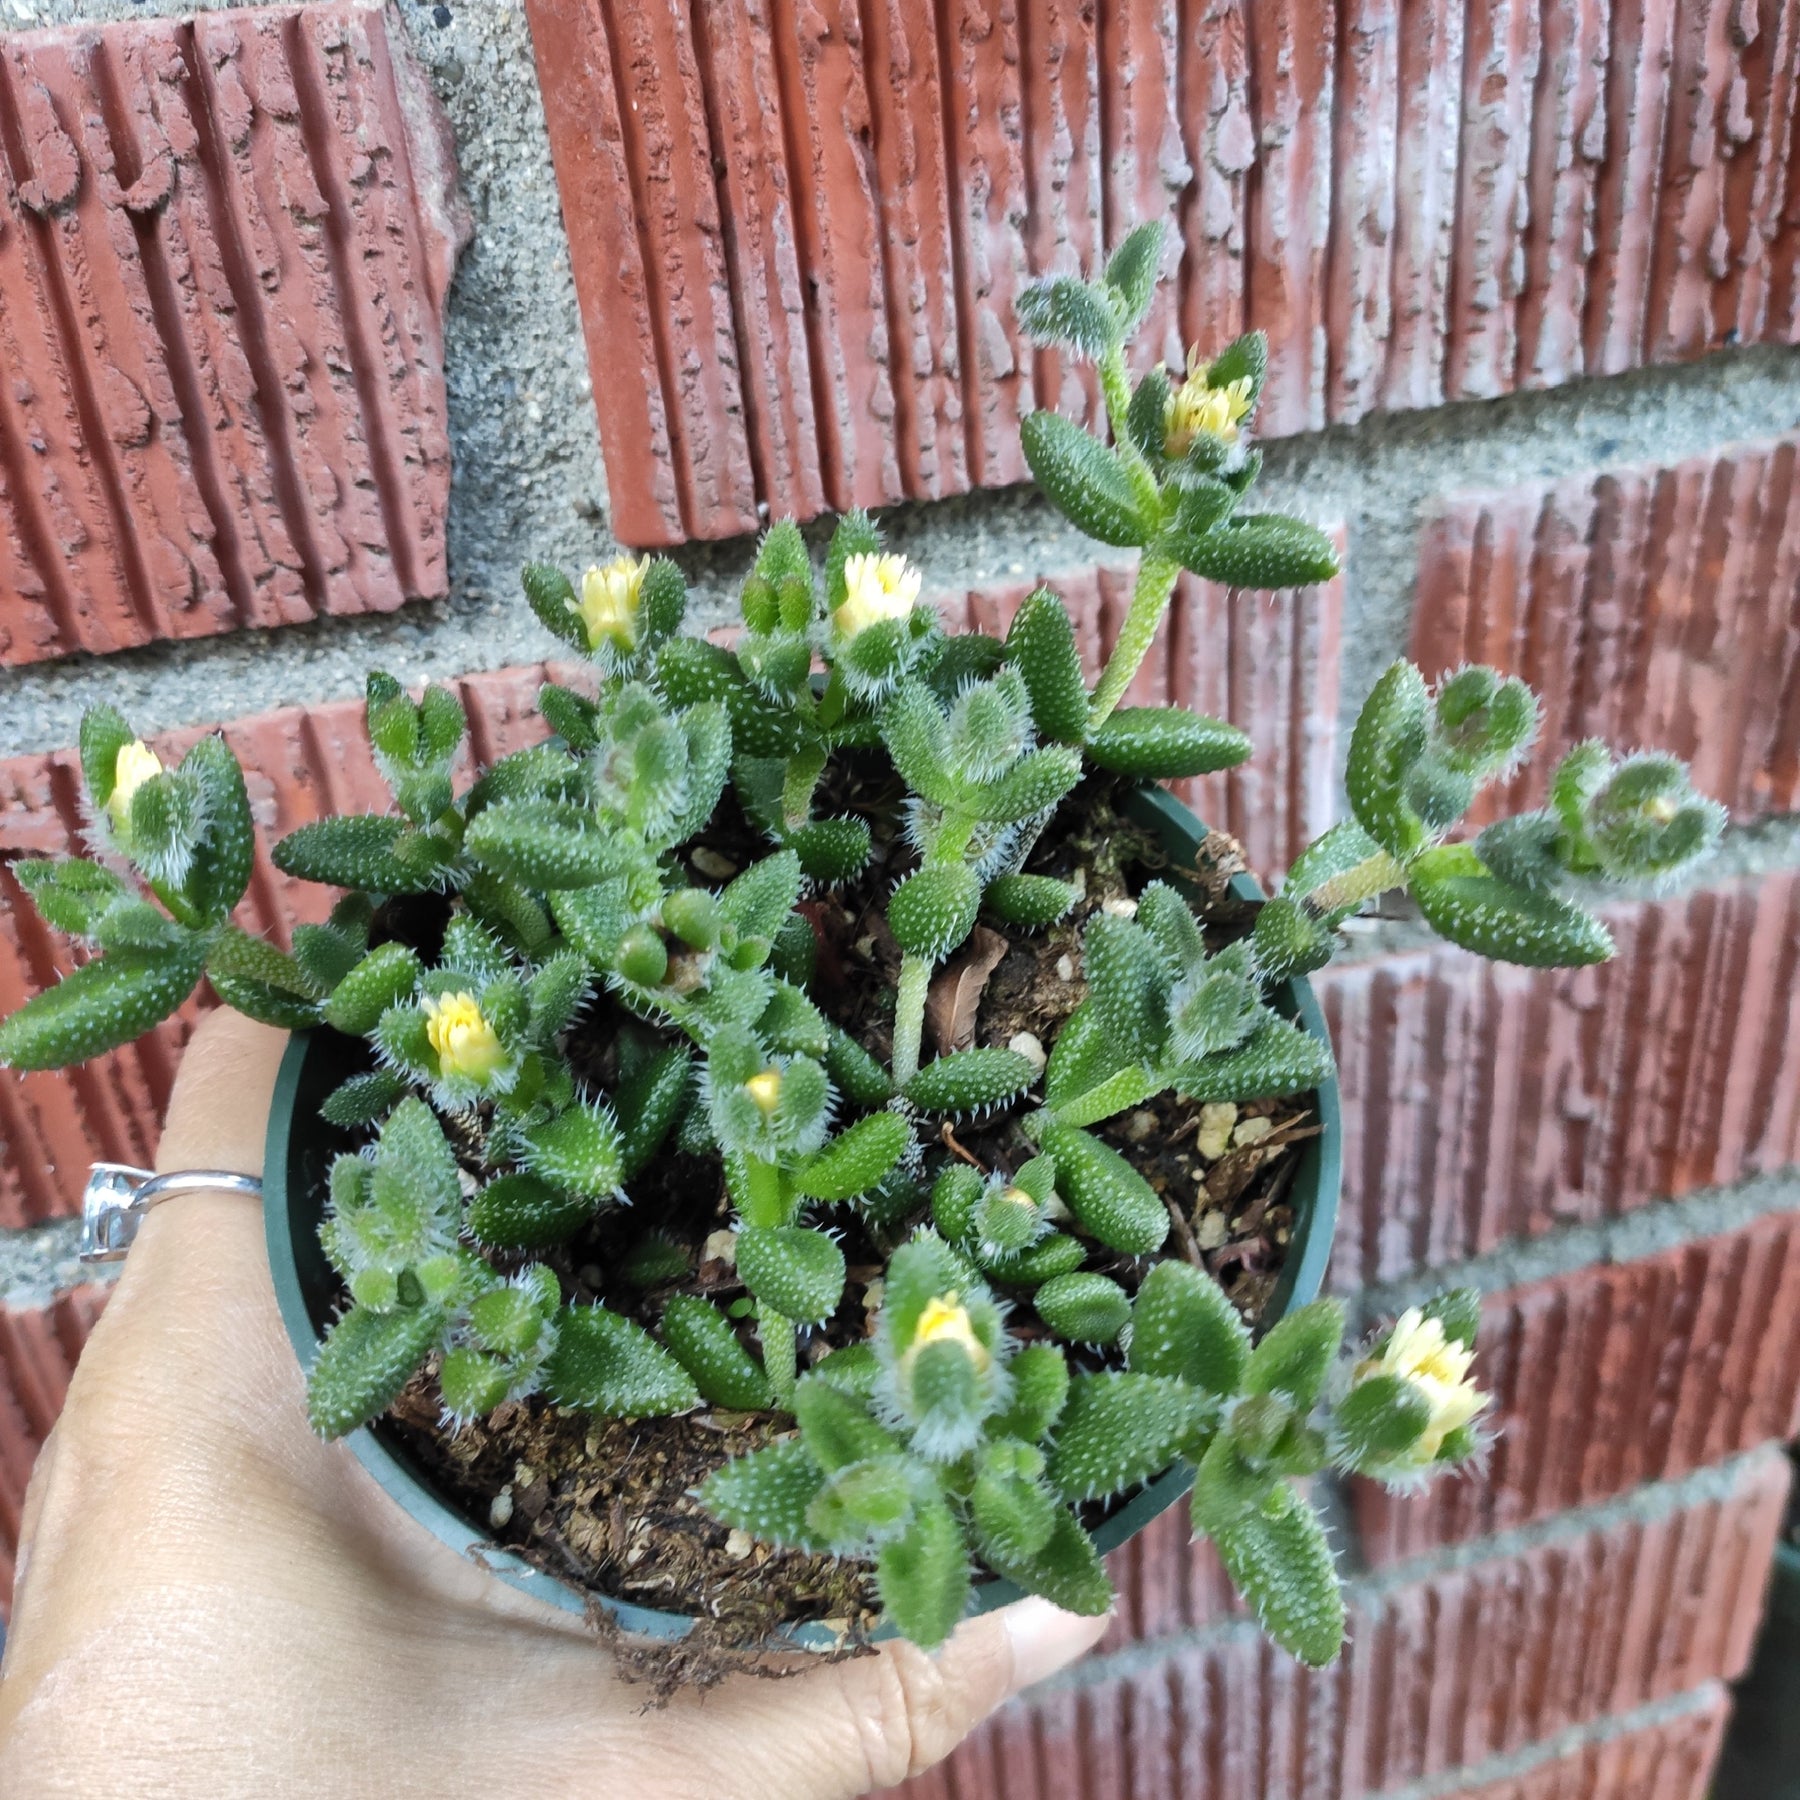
[1101, 896, 1138, 917]
[1197, 1102, 1237, 1160]
[1194, 1210, 1229, 1251]
[1232, 1115, 1275, 1148]
[1122, 1109, 1158, 1143]
[702, 1228, 737, 1266]
[489, 1488, 514, 1529]
[724, 1530, 754, 1561]
[690, 848, 738, 880]
[1055, 954, 1075, 980]
[1009, 1030, 1047, 1072]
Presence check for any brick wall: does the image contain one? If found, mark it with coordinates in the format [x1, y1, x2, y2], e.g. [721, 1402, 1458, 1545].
[2, 3, 1798, 1797]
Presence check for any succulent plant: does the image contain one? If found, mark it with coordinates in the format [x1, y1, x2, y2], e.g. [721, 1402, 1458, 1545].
[0, 214, 1726, 1663]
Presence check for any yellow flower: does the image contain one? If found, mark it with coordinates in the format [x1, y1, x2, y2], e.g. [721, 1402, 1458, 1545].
[423, 991, 505, 1085]
[834, 551, 922, 642]
[745, 1069, 784, 1116]
[999, 1185, 1038, 1215]
[1163, 349, 1254, 457]
[911, 1294, 990, 1371]
[106, 740, 163, 836]
[573, 554, 649, 654]
[1355, 1308, 1488, 1459]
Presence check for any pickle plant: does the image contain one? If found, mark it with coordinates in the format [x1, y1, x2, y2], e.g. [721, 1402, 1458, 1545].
[0, 218, 1724, 1667]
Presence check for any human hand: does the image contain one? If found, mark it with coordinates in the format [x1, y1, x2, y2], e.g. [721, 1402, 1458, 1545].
[0, 1009, 1107, 1798]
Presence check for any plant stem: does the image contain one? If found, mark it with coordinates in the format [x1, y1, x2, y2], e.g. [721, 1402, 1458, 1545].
[891, 952, 932, 1088]
[1088, 551, 1181, 730]
[762, 1307, 798, 1406]
[1302, 851, 1406, 917]
[742, 1154, 788, 1230]
[815, 669, 848, 731]
[1097, 345, 1162, 517]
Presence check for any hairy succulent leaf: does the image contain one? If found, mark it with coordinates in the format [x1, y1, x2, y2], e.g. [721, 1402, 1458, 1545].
[888, 866, 982, 961]
[875, 1497, 970, 1650]
[1175, 515, 1339, 588]
[468, 1172, 596, 1249]
[541, 1305, 699, 1416]
[616, 1045, 692, 1179]
[1014, 276, 1119, 359]
[319, 1069, 406, 1129]
[306, 1302, 442, 1439]
[273, 814, 450, 894]
[980, 1506, 1114, 1617]
[323, 942, 423, 1036]
[1087, 707, 1251, 780]
[794, 1112, 911, 1202]
[1047, 1372, 1208, 1502]
[1036, 1123, 1169, 1256]
[1004, 588, 1089, 744]
[1245, 1298, 1345, 1412]
[700, 1438, 828, 1550]
[984, 873, 1079, 929]
[736, 1225, 847, 1324]
[518, 1100, 624, 1199]
[1410, 844, 1613, 967]
[1034, 1270, 1132, 1345]
[1020, 411, 1155, 547]
[1130, 1259, 1253, 1397]
[904, 1046, 1038, 1115]
[1211, 1484, 1346, 1669]
[1345, 661, 1431, 861]
[0, 941, 206, 1071]
[661, 1294, 773, 1410]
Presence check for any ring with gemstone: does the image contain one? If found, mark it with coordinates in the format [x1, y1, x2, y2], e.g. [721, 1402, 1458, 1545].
[79, 1164, 263, 1264]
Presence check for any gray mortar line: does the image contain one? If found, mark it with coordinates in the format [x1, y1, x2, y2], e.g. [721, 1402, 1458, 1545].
[1355, 1169, 1800, 1324]
[1016, 1444, 1787, 1699]
[1358, 1684, 1730, 1800]
[0, 1215, 108, 1311]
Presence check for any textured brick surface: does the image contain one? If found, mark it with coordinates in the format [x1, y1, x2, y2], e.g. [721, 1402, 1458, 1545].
[525, 0, 1800, 543]
[1321, 867, 1800, 1290]
[1412, 437, 1800, 825]
[0, 662, 573, 1227]
[0, 3, 467, 667]
[0, 1286, 108, 1619]
[1354, 1208, 1800, 1565]
[1450, 1688, 1730, 1800]
[885, 1452, 1788, 1800]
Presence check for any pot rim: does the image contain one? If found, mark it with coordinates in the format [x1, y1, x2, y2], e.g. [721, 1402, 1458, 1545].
[263, 785, 1342, 1649]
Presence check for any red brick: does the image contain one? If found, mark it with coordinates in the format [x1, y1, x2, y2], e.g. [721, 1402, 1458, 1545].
[884, 1451, 1788, 1799]
[0, 1286, 108, 1618]
[1449, 1688, 1730, 1800]
[1411, 437, 1800, 825]
[1353, 1208, 1800, 1565]
[525, 2, 1800, 542]
[1321, 868, 1800, 1290]
[0, 5, 467, 667]
[0, 663, 581, 1227]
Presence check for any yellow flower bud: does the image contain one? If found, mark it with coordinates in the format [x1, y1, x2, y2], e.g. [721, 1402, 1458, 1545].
[911, 1294, 990, 1371]
[106, 739, 163, 836]
[423, 991, 505, 1085]
[1354, 1308, 1488, 1460]
[745, 1069, 784, 1116]
[1163, 348, 1254, 458]
[573, 554, 649, 654]
[999, 1185, 1037, 1213]
[833, 551, 922, 642]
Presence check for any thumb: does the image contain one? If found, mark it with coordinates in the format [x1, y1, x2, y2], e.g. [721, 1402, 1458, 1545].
[684, 1596, 1109, 1798]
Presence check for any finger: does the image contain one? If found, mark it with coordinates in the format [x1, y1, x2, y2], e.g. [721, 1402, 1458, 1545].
[659, 1597, 1110, 1799]
[154, 1007, 290, 1175]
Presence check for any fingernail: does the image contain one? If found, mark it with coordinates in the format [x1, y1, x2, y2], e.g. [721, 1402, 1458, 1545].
[1002, 1596, 1111, 1698]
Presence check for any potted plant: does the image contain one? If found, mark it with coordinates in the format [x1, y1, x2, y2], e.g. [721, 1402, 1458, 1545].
[0, 223, 1723, 1673]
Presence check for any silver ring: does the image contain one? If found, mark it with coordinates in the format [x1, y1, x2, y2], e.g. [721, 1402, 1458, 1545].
[80, 1164, 263, 1264]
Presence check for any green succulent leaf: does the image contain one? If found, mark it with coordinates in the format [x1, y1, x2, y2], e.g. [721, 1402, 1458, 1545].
[1036, 1123, 1169, 1256]
[616, 1045, 692, 1180]
[789, 817, 874, 886]
[794, 1112, 911, 1202]
[12, 859, 131, 940]
[1020, 411, 1155, 547]
[306, 1302, 442, 1439]
[78, 704, 137, 809]
[1345, 661, 1431, 861]
[991, 1342, 1071, 1440]
[1014, 276, 1120, 360]
[1004, 587, 1090, 743]
[206, 970, 321, 1030]
[468, 1172, 597, 1250]
[1332, 1373, 1434, 1472]
[464, 801, 617, 890]
[1130, 1259, 1253, 1398]
[1175, 515, 1340, 589]
[905, 1045, 1038, 1116]
[875, 1496, 970, 1650]
[1206, 331, 1269, 400]
[736, 1225, 847, 1325]
[1047, 1372, 1209, 1502]
[273, 814, 451, 895]
[1409, 843, 1615, 967]
[1245, 1298, 1346, 1412]
[1086, 707, 1251, 780]
[984, 873, 1079, 929]
[180, 736, 256, 921]
[699, 1438, 828, 1550]
[1034, 1270, 1132, 1345]
[541, 1305, 700, 1416]
[1211, 1483, 1346, 1669]
[661, 1294, 772, 1411]
[319, 1069, 406, 1129]
[979, 1506, 1114, 1617]
[792, 1375, 904, 1471]
[322, 942, 423, 1036]
[720, 850, 804, 949]
[518, 1100, 624, 1200]
[0, 940, 206, 1071]
[1172, 1016, 1334, 1104]
[888, 865, 982, 961]
[521, 561, 586, 648]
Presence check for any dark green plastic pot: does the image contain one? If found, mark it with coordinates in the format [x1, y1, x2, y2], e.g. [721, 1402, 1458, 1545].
[1715, 1538, 1800, 1798]
[264, 786, 1342, 1649]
